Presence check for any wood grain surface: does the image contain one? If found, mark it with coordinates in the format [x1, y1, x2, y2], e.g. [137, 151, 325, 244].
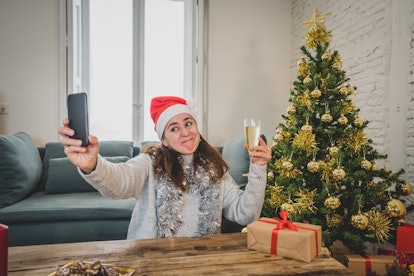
[8, 232, 355, 275]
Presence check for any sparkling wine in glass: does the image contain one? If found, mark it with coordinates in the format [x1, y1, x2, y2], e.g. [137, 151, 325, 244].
[244, 118, 261, 151]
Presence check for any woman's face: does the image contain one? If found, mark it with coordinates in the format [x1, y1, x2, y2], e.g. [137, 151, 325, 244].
[161, 113, 201, 155]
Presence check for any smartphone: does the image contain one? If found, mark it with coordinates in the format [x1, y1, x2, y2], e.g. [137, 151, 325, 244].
[67, 92, 89, 147]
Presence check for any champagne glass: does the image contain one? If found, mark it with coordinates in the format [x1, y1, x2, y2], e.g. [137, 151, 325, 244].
[244, 118, 261, 152]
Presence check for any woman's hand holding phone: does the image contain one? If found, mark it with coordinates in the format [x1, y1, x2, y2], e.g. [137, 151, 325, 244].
[58, 93, 100, 174]
[58, 118, 99, 174]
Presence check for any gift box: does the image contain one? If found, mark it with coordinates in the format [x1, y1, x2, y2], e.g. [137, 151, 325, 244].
[397, 223, 414, 253]
[247, 212, 322, 262]
[0, 224, 8, 276]
[345, 254, 397, 276]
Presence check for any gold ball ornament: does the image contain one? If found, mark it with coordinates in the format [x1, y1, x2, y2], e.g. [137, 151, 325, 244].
[329, 146, 339, 156]
[274, 133, 284, 143]
[281, 203, 295, 213]
[267, 171, 274, 179]
[301, 124, 313, 132]
[282, 161, 294, 171]
[307, 160, 320, 173]
[385, 199, 406, 219]
[351, 213, 369, 230]
[303, 76, 312, 85]
[361, 159, 372, 171]
[287, 105, 296, 115]
[396, 182, 413, 196]
[321, 113, 333, 123]
[311, 88, 322, 98]
[354, 117, 364, 127]
[337, 115, 348, 125]
[333, 168, 346, 181]
[324, 196, 341, 210]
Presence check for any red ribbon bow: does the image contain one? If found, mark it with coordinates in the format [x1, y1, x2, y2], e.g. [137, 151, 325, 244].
[275, 210, 298, 231]
[258, 211, 298, 255]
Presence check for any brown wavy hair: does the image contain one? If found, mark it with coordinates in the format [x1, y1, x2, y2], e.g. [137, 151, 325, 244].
[142, 136, 229, 191]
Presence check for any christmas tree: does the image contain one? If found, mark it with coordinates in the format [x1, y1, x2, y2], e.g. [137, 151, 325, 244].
[262, 9, 413, 254]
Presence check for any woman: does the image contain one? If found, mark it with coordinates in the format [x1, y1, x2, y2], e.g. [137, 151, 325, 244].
[58, 96, 271, 239]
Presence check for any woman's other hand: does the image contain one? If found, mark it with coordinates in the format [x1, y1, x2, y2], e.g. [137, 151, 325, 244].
[247, 136, 271, 166]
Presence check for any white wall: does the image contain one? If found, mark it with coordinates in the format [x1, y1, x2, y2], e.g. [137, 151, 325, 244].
[0, 0, 61, 146]
[206, 0, 292, 146]
[0, 0, 291, 147]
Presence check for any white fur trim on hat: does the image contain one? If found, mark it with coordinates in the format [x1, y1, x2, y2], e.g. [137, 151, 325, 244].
[155, 103, 193, 139]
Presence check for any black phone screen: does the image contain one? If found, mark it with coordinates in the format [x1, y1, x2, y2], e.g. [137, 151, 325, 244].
[67, 92, 89, 147]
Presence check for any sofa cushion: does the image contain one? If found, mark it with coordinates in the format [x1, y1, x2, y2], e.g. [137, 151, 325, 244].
[7, 220, 131, 246]
[222, 136, 250, 189]
[43, 141, 134, 161]
[0, 191, 136, 222]
[99, 141, 134, 157]
[45, 156, 130, 194]
[0, 132, 43, 208]
[40, 141, 134, 190]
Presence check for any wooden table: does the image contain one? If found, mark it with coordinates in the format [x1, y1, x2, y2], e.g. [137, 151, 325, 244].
[8, 232, 354, 275]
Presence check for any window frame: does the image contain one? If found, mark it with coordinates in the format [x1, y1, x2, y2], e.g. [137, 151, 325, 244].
[59, 0, 206, 145]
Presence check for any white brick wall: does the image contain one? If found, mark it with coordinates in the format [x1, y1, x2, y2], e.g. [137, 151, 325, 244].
[291, 0, 389, 150]
[406, 0, 414, 215]
[407, 0, 414, 186]
[291, 0, 414, 219]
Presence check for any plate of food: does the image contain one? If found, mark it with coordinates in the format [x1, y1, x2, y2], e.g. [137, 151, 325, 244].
[49, 260, 134, 276]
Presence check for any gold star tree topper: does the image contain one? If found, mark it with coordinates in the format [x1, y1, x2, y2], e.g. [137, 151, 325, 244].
[303, 8, 331, 29]
[303, 8, 332, 48]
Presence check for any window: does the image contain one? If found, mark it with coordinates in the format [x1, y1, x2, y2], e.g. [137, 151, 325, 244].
[61, 0, 205, 144]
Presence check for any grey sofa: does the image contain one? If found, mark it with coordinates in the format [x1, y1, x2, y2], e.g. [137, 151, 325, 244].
[0, 132, 252, 246]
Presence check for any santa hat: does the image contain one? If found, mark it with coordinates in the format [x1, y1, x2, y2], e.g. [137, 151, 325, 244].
[150, 96, 196, 139]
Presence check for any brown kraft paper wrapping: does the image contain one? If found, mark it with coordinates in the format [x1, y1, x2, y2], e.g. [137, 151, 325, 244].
[247, 215, 322, 262]
[345, 254, 396, 276]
